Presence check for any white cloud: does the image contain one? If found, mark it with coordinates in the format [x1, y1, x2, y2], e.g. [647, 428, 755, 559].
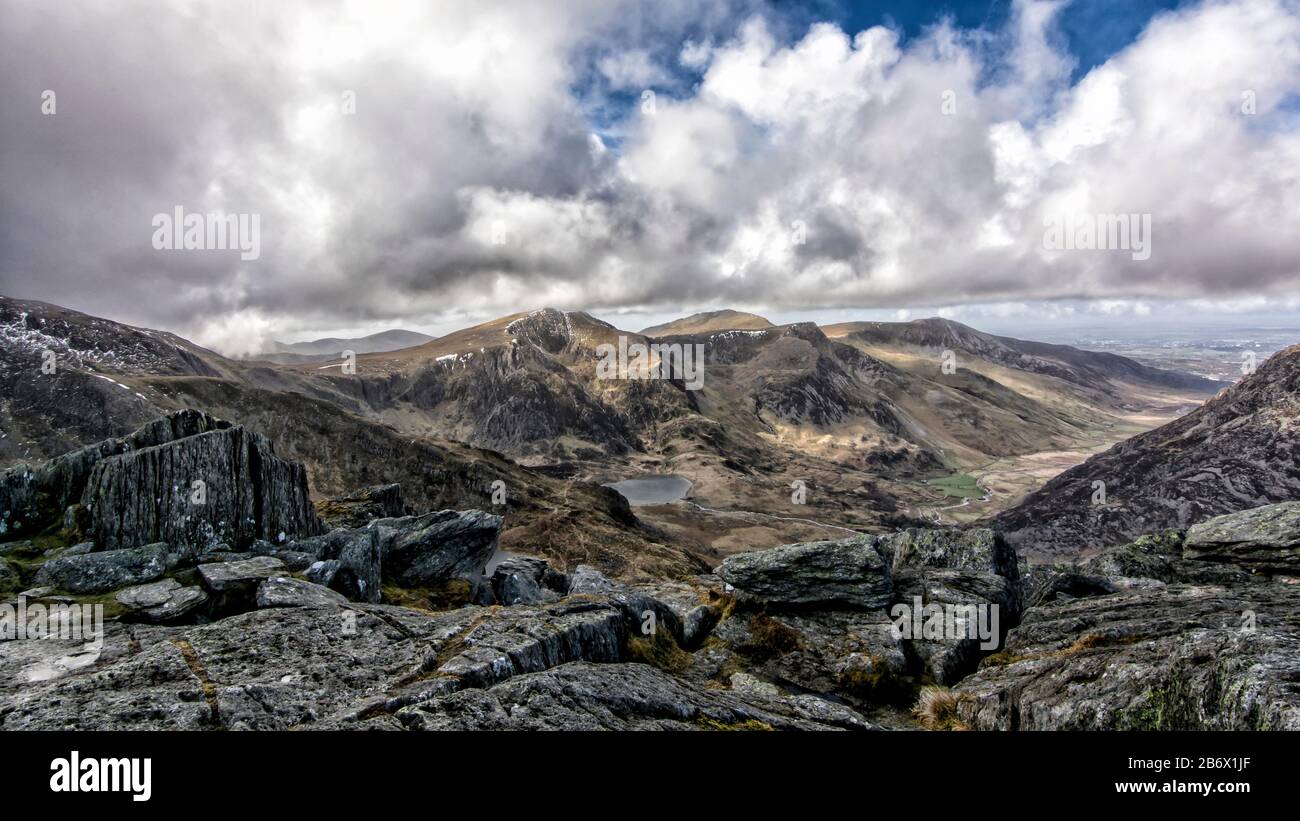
[3, 0, 1300, 353]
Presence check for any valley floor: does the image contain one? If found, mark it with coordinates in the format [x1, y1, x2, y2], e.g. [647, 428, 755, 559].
[596, 404, 1195, 561]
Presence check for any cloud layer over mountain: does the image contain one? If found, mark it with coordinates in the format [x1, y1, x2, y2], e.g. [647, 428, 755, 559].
[2, 0, 1298, 353]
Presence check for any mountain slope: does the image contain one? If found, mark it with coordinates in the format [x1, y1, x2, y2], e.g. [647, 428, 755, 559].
[993, 344, 1300, 558]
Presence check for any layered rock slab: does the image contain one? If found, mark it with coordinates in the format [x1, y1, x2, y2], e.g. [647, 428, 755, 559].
[715, 535, 891, 609]
[954, 582, 1300, 730]
[82, 425, 324, 551]
[1183, 502, 1300, 575]
[395, 661, 877, 731]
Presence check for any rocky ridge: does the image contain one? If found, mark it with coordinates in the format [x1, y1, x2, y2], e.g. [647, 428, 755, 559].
[994, 345, 1300, 558]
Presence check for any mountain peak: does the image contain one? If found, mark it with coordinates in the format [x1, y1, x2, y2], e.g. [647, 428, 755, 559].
[640, 309, 774, 337]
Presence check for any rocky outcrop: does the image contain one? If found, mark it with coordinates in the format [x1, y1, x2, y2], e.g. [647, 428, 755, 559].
[428, 598, 626, 690]
[0, 593, 877, 731]
[709, 608, 911, 702]
[32, 543, 171, 594]
[395, 661, 876, 731]
[281, 509, 501, 604]
[883, 527, 1020, 578]
[567, 564, 686, 645]
[82, 424, 325, 552]
[1075, 531, 1250, 587]
[6, 499, 1296, 732]
[994, 345, 1300, 559]
[879, 528, 1024, 684]
[315, 483, 408, 529]
[703, 528, 1025, 695]
[715, 535, 891, 609]
[1183, 502, 1300, 574]
[955, 583, 1300, 730]
[950, 511, 1300, 730]
[0, 409, 225, 540]
[890, 569, 1017, 685]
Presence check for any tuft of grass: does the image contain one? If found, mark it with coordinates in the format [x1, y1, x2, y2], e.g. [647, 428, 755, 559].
[695, 716, 773, 731]
[627, 630, 693, 673]
[738, 614, 801, 661]
[837, 656, 913, 705]
[382, 580, 473, 612]
[912, 685, 972, 731]
[981, 631, 1133, 669]
[705, 588, 740, 620]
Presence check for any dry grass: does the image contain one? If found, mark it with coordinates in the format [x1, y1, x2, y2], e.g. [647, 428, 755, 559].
[981, 631, 1132, 668]
[911, 685, 972, 731]
[738, 613, 801, 661]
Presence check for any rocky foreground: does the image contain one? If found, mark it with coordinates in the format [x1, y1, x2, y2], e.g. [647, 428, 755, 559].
[1, 412, 1297, 730]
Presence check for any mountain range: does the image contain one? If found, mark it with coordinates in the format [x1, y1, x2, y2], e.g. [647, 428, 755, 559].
[252, 329, 437, 364]
[2, 292, 1298, 732]
[0, 293, 1254, 565]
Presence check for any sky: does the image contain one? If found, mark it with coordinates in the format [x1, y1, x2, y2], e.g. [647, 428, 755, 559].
[2, 0, 1299, 353]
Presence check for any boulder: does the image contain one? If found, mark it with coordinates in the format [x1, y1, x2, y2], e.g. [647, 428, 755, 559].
[890, 569, 1016, 685]
[710, 608, 910, 703]
[256, 577, 349, 609]
[715, 534, 891, 609]
[372, 509, 501, 588]
[247, 541, 316, 570]
[32, 543, 170, 594]
[80, 424, 325, 552]
[47, 542, 95, 559]
[198, 556, 286, 615]
[0, 540, 33, 557]
[1184, 502, 1300, 574]
[116, 579, 208, 623]
[290, 528, 382, 603]
[490, 555, 566, 606]
[315, 483, 408, 529]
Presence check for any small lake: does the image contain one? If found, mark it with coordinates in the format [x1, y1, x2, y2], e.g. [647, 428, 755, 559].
[603, 475, 693, 506]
